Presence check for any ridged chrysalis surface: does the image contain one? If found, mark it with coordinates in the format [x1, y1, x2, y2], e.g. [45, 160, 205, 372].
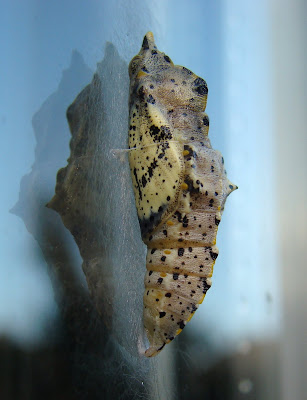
[128, 32, 237, 357]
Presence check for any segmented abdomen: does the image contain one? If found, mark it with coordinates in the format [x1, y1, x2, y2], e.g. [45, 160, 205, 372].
[142, 142, 233, 357]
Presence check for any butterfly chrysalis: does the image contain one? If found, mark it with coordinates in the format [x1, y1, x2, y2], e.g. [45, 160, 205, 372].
[128, 32, 237, 357]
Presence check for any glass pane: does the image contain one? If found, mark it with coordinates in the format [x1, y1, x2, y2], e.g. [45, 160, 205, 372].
[1, 0, 306, 399]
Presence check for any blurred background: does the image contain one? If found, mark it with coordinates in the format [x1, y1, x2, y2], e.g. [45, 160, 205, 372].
[0, 0, 306, 399]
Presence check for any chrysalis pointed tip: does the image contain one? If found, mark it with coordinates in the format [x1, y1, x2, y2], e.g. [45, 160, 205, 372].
[227, 180, 238, 194]
[145, 31, 154, 39]
[144, 343, 165, 358]
[142, 32, 156, 50]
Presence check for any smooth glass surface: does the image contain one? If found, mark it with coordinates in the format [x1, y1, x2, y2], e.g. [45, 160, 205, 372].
[1, 0, 306, 399]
